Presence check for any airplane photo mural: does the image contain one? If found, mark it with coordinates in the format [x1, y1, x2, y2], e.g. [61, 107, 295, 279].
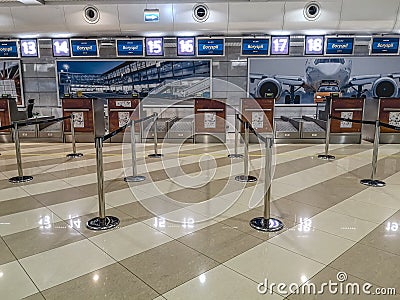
[248, 56, 400, 104]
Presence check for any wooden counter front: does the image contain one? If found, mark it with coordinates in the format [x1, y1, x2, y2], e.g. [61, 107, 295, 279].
[62, 98, 95, 133]
[0, 98, 11, 132]
[108, 98, 141, 133]
[194, 98, 226, 133]
[330, 98, 364, 133]
[379, 98, 400, 133]
[240, 98, 274, 133]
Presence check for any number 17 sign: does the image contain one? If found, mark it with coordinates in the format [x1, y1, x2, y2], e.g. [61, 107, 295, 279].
[271, 36, 290, 55]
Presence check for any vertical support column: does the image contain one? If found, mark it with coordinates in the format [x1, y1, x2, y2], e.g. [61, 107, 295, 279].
[318, 99, 335, 160]
[250, 136, 283, 232]
[235, 122, 257, 182]
[67, 114, 83, 158]
[228, 114, 243, 159]
[124, 121, 146, 182]
[86, 137, 120, 230]
[361, 120, 385, 187]
[9, 122, 33, 183]
[148, 113, 163, 158]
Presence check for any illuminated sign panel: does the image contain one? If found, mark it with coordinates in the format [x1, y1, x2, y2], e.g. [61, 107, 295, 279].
[116, 39, 144, 56]
[71, 39, 98, 57]
[371, 37, 399, 54]
[242, 38, 269, 56]
[325, 37, 354, 55]
[305, 36, 324, 55]
[145, 37, 164, 56]
[270, 36, 290, 55]
[0, 41, 19, 58]
[197, 38, 224, 56]
[52, 39, 70, 57]
[177, 37, 195, 56]
[144, 9, 159, 22]
[20, 39, 39, 57]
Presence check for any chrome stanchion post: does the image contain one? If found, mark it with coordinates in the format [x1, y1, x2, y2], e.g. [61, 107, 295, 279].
[361, 120, 385, 187]
[235, 121, 257, 182]
[9, 122, 33, 183]
[86, 137, 120, 230]
[250, 136, 283, 232]
[148, 113, 163, 158]
[66, 114, 83, 158]
[124, 121, 146, 182]
[318, 99, 335, 160]
[228, 113, 243, 159]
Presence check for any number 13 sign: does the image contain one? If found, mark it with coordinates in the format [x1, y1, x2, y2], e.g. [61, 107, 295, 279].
[271, 36, 290, 55]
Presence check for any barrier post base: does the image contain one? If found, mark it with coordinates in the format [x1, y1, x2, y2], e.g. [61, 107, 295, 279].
[235, 175, 257, 182]
[318, 154, 336, 160]
[228, 154, 243, 159]
[9, 176, 33, 183]
[86, 216, 120, 231]
[360, 179, 386, 187]
[124, 175, 146, 182]
[66, 153, 84, 158]
[148, 153, 163, 158]
[250, 217, 284, 232]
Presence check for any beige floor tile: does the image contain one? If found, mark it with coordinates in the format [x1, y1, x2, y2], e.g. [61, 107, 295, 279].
[164, 265, 285, 300]
[41, 263, 159, 300]
[0, 186, 31, 202]
[225, 242, 325, 291]
[309, 210, 377, 242]
[22, 293, 45, 300]
[0, 261, 39, 299]
[121, 240, 219, 294]
[31, 187, 92, 206]
[269, 226, 354, 264]
[89, 222, 172, 261]
[21, 180, 73, 196]
[0, 237, 15, 264]
[3, 220, 84, 259]
[329, 243, 400, 292]
[178, 222, 264, 263]
[19, 239, 115, 291]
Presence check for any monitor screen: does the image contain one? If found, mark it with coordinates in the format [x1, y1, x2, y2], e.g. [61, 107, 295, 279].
[242, 38, 269, 56]
[117, 39, 144, 56]
[177, 37, 195, 56]
[305, 36, 324, 55]
[145, 37, 164, 56]
[52, 39, 70, 57]
[371, 37, 399, 54]
[325, 37, 354, 55]
[71, 39, 98, 57]
[20, 39, 39, 57]
[270, 36, 290, 55]
[197, 38, 224, 56]
[0, 41, 19, 58]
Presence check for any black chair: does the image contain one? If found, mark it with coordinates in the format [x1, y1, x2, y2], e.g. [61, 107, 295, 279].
[27, 99, 34, 118]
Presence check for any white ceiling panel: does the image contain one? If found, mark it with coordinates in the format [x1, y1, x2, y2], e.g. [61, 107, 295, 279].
[339, 0, 400, 32]
[228, 2, 284, 34]
[0, 7, 14, 34]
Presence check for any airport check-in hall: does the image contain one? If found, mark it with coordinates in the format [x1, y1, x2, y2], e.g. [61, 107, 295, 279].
[2, 0, 400, 299]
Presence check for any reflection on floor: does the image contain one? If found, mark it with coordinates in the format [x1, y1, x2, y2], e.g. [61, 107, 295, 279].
[0, 141, 399, 299]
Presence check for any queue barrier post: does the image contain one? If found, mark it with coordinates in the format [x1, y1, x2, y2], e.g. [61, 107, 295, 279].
[250, 136, 284, 232]
[86, 137, 120, 230]
[9, 122, 33, 183]
[228, 113, 243, 159]
[124, 121, 146, 182]
[235, 121, 257, 182]
[360, 120, 386, 187]
[318, 99, 335, 160]
[148, 113, 163, 158]
[66, 114, 83, 158]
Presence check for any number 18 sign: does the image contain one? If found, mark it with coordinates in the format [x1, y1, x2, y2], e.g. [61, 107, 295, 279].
[271, 36, 290, 55]
[305, 36, 324, 55]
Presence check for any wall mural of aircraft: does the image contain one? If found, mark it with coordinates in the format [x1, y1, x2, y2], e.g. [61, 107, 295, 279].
[249, 58, 400, 104]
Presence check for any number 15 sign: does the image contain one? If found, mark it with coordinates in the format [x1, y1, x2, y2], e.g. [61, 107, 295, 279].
[271, 36, 290, 55]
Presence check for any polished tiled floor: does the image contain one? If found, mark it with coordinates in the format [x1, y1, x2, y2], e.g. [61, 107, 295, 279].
[0, 140, 399, 299]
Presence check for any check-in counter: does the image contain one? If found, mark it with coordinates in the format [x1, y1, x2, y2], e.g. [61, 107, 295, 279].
[364, 98, 400, 143]
[194, 98, 226, 143]
[0, 97, 13, 142]
[241, 98, 274, 143]
[62, 97, 101, 143]
[108, 98, 141, 143]
[329, 97, 364, 144]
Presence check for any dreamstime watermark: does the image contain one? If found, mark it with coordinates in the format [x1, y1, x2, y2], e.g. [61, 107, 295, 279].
[257, 272, 396, 296]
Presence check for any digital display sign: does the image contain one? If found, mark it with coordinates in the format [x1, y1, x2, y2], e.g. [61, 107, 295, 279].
[325, 37, 354, 55]
[270, 36, 290, 55]
[52, 39, 70, 57]
[371, 37, 399, 54]
[177, 37, 195, 56]
[116, 39, 144, 56]
[241, 38, 269, 56]
[305, 36, 324, 55]
[197, 38, 224, 56]
[145, 37, 164, 56]
[0, 41, 19, 58]
[71, 39, 98, 57]
[20, 39, 39, 57]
